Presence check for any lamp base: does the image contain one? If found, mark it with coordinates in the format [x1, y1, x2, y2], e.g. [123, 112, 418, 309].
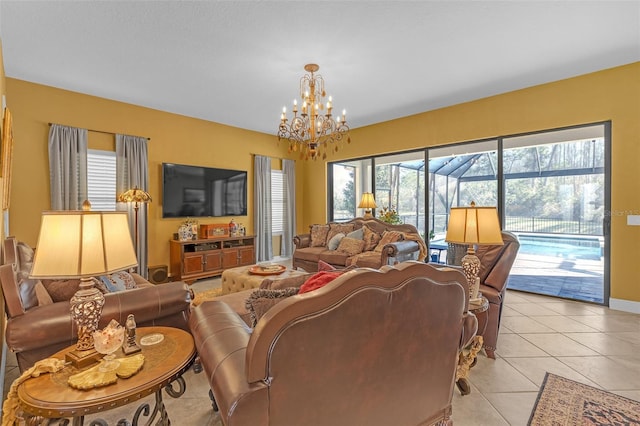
[65, 348, 102, 369]
[363, 210, 373, 219]
[461, 247, 481, 298]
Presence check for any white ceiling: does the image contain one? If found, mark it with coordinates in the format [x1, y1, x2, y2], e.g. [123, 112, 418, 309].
[1, 1, 638, 136]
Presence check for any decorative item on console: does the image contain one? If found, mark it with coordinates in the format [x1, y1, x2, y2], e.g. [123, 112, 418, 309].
[229, 219, 238, 236]
[178, 218, 198, 241]
[198, 223, 229, 239]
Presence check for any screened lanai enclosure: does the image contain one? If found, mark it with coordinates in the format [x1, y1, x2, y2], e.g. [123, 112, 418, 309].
[329, 123, 609, 304]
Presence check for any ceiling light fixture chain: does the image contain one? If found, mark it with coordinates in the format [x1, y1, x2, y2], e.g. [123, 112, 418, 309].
[278, 64, 350, 160]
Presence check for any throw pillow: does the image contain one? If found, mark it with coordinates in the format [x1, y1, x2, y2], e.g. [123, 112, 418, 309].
[42, 279, 81, 303]
[337, 237, 366, 257]
[327, 232, 346, 250]
[310, 224, 330, 247]
[346, 227, 364, 240]
[318, 259, 336, 271]
[362, 225, 382, 251]
[34, 281, 53, 306]
[326, 223, 355, 244]
[18, 278, 40, 310]
[298, 270, 343, 294]
[99, 271, 137, 293]
[16, 242, 35, 282]
[245, 287, 299, 327]
[374, 230, 404, 252]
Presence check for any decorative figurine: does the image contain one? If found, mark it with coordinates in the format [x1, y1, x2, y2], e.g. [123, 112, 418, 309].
[122, 314, 142, 355]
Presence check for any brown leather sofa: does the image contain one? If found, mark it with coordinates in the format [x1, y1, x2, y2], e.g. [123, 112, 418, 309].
[293, 217, 427, 272]
[189, 262, 477, 426]
[1, 237, 193, 372]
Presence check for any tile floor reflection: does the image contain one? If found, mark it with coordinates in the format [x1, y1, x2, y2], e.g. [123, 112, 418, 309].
[3, 282, 639, 425]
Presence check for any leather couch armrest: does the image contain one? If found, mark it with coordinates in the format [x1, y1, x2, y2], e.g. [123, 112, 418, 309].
[6, 281, 192, 353]
[189, 301, 269, 424]
[293, 234, 311, 249]
[382, 240, 420, 258]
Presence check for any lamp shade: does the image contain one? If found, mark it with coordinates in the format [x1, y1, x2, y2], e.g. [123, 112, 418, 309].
[358, 192, 377, 209]
[445, 203, 503, 245]
[30, 211, 138, 279]
[118, 187, 152, 204]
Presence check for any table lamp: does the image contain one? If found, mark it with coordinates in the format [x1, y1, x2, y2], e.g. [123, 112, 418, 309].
[30, 203, 138, 368]
[358, 192, 377, 218]
[445, 201, 503, 298]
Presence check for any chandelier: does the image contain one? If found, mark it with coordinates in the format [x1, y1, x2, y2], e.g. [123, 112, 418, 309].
[278, 64, 350, 160]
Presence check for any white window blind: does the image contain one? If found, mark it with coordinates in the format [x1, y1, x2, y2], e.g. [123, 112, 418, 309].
[87, 149, 117, 211]
[271, 170, 286, 235]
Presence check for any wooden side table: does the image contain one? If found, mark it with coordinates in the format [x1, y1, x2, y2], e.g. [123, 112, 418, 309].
[456, 296, 489, 395]
[17, 326, 195, 426]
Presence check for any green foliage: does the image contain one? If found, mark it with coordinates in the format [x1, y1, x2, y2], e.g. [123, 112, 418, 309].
[378, 206, 402, 224]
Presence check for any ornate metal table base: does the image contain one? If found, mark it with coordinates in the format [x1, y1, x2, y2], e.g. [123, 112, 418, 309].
[26, 376, 187, 426]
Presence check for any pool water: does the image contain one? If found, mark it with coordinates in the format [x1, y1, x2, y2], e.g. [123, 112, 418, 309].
[516, 234, 602, 261]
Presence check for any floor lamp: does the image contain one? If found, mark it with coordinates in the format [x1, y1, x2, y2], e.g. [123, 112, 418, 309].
[445, 201, 503, 299]
[118, 187, 152, 257]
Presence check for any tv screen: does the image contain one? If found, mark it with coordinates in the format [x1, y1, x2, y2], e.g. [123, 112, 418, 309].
[162, 163, 247, 218]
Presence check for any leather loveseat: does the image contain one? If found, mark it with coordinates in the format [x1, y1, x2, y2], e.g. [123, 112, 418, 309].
[293, 217, 427, 272]
[1, 237, 193, 372]
[189, 262, 477, 426]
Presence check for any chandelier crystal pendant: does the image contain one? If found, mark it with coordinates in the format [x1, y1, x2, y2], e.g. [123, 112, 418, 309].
[278, 64, 350, 160]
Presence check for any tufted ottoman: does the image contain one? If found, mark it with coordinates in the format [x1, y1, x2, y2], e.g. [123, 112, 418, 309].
[221, 264, 308, 295]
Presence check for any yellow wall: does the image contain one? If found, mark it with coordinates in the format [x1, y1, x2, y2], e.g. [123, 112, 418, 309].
[302, 62, 640, 303]
[5, 62, 640, 304]
[5, 78, 302, 267]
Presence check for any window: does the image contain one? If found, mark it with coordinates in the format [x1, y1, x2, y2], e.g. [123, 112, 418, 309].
[271, 170, 286, 234]
[87, 149, 117, 211]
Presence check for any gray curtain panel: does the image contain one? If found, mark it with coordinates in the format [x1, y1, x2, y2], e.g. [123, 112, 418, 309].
[115, 134, 150, 278]
[48, 124, 88, 210]
[282, 159, 296, 257]
[254, 155, 272, 262]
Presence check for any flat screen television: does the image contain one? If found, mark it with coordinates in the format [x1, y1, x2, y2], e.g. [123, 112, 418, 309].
[162, 162, 247, 218]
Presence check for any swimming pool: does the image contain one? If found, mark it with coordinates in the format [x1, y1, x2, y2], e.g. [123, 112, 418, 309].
[515, 233, 603, 261]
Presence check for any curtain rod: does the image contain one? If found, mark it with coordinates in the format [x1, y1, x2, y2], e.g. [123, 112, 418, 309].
[48, 122, 150, 141]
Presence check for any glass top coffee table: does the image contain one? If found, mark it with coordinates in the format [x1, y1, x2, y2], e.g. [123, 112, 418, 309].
[17, 326, 195, 426]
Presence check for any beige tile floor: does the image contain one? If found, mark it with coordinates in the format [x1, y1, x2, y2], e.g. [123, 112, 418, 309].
[3, 280, 640, 425]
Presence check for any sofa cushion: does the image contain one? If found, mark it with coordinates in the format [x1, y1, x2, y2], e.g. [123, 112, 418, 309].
[16, 242, 35, 282]
[295, 247, 328, 262]
[374, 230, 404, 252]
[362, 225, 382, 251]
[352, 252, 384, 269]
[245, 287, 299, 327]
[326, 223, 355, 244]
[327, 232, 346, 250]
[317, 250, 350, 266]
[298, 271, 343, 294]
[310, 224, 330, 247]
[337, 237, 365, 256]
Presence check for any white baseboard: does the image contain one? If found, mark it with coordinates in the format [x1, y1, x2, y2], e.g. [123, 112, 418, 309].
[609, 298, 640, 314]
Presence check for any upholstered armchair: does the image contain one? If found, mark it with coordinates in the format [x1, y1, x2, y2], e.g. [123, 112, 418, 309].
[466, 231, 520, 359]
[189, 262, 477, 426]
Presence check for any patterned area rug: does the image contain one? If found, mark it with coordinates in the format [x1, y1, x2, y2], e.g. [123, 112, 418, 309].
[192, 287, 222, 306]
[528, 372, 640, 425]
